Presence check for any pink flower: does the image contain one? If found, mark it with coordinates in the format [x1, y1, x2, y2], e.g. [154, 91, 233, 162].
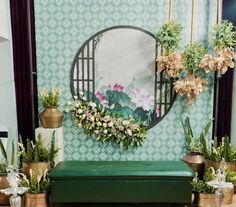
[155, 106, 160, 117]
[131, 88, 154, 111]
[108, 83, 124, 92]
[95, 91, 108, 106]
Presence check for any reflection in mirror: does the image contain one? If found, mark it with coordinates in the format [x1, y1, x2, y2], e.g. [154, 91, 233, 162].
[71, 26, 176, 129]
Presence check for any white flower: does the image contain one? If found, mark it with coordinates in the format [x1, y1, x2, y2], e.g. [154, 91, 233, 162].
[97, 122, 102, 126]
[78, 109, 83, 114]
[67, 101, 72, 105]
[78, 123, 82, 128]
[75, 103, 80, 108]
[64, 108, 69, 113]
[74, 95, 78, 100]
[103, 123, 107, 128]
[127, 129, 132, 136]
[122, 120, 130, 126]
[108, 122, 114, 127]
[104, 130, 108, 134]
[89, 102, 97, 108]
[90, 116, 95, 122]
[79, 91, 84, 96]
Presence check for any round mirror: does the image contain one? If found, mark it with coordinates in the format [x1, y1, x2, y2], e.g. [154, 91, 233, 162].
[71, 26, 176, 129]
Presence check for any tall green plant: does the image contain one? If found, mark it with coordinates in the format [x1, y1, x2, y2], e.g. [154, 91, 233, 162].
[0, 139, 16, 173]
[182, 117, 212, 153]
[19, 131, 59, 163]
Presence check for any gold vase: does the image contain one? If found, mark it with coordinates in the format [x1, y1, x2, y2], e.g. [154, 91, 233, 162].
[23, 162, 51, 178]
[194, 193, 216, 207]
[182, 152, 205, 179]
[0, 175, 10, 205]
[40, 107, 64, 128]
[24, 193, 48, 207]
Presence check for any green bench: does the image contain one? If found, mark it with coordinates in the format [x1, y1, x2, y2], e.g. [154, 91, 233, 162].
[49, 161, 194, 207]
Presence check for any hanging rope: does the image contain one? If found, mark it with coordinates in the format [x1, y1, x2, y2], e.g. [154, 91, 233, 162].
[169, 0, 173, 22]
[217, 0, 222, 24]
[190, 0, 196, 45]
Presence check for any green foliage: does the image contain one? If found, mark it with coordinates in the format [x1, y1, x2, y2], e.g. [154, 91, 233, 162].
[156, 21, 183, 55]
[19, 132, 59, 163]
[39, 86, 61, 107]
[211, 20, 236, 50]
[200, 136, 236, 162]
[20, 169, 50, 194]
[204, 167, 216, 182]
[66, 95, 148, 150]
[191, 174, 215, 194]
[226, 170, 236, 184]
[0, 139, 16, 173]
[182, 117, 213, 153]
[183, 43, 206, 74]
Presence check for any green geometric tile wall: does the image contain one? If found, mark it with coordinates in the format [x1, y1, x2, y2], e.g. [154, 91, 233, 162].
[34, 0, 217, 160]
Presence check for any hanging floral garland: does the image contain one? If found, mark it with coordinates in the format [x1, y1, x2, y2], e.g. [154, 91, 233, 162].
[156, 0, 183, 78]
[200, 20, 236, 74]
[65, 93, 147, 150]
[174, 44, 206, 105]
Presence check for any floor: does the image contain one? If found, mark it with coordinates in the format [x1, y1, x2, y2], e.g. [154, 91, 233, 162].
[2, 194, 236, 207]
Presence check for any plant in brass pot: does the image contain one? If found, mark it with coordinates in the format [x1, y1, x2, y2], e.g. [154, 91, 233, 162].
[156, 21, 183, 78]
[200, 135, 236, 172]
[182, 117, 213, 178]
[18, 132, 59, 178]
[200, 20, 236, 75]
[0, 139, 16, 205]
[20, 169, 50, 207]
[174, 43, 207, 105]
[39, 86, 64, 128]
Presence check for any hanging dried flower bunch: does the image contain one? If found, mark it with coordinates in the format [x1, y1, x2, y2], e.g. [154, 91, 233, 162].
[156, 21, 183, 78]
[174, 43, 206, 105]
[200, 20, 236, 74]
[174, 73, 207, 105]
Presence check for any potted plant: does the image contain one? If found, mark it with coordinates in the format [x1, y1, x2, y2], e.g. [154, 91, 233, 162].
[0, 139, 16, 205]
[181, 117, 212, 178]
[174, 43, 206, 105]
[200, 135, 236, 172]
[200, 20, 236, 75]
[156, 21, 183, 78]
[192, 174, 216, 207]
[39, 86, 63, 128]
[20, 169, 50, 207]
[18, 132, 59, 178]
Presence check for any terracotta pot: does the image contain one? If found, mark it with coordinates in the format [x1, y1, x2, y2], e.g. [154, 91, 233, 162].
[40, 107, 64, 128]
[194, 188, 234, 207]
[194, 193, 216, 207]
[0, 175, 10, 205]
[23, 162, 51, 178]
[205, 160, 236, 172]
[24, 193, 48, 207]
[222, 188, 234, 205]
[182, 152, 205, 179]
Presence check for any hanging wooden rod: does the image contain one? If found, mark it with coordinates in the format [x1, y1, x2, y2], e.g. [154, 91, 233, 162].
[217, 0, 222, 24]
[169, 0, 173, 22]
[190, 0, 196, 45]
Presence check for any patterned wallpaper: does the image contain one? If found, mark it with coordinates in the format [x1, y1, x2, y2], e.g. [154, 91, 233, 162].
[34, 0, 217, 160]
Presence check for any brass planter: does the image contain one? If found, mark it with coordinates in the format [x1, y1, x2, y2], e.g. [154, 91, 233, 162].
[24, 193, 48, 207]
[23, 162, 51, 178]
[205, 160, 236, 171]
[0, 175, 10, 205]
[40, 107, 64, 128]
[182, 152, 205, 178]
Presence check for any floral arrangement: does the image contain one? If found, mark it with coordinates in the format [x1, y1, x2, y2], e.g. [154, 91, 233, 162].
[182, 117, 212, 153]
[39, 86, 62, 108]
[18, 132, 59, 163]
[174, 44, 206, 105]
[156, 21, 183, 78]
[20, 169, 50, 194]
[200, 20, 236, 75]
[200, 136, 236, 162]
[66, 92, 147, 149]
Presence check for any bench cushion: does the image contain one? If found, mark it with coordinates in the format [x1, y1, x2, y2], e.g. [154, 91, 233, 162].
[50, 161, 194, 204]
